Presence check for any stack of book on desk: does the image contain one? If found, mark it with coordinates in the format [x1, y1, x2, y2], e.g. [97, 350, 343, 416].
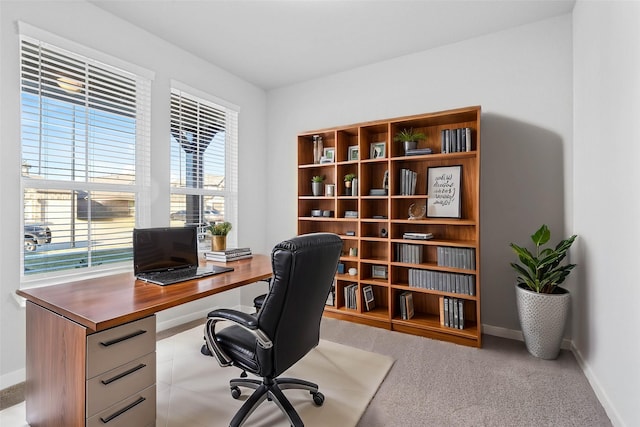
[205, 247, 252, 262]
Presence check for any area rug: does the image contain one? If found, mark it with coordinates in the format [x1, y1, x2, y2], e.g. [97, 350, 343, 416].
[156, 324, 394, 427]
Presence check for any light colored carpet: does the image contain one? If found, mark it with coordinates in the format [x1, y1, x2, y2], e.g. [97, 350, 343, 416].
[156, 324, 394, 427]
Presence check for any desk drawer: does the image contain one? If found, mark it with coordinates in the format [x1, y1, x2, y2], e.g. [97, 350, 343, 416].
[87, 315, 156, 379]
[86, 351, 156, 418]
[86, 384, 156, 427]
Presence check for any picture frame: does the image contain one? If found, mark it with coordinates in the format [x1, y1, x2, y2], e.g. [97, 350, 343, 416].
[348, 145, 359, 161]
[370, 141, 386, 159]
[323, 147, 335, 162]
[426, 165, 462, 218]
[371, 264, 388, 279]
[362, 285, 376, 311]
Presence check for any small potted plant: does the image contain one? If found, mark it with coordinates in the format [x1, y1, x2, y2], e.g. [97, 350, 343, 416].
[344, 173, 356, 196]
[394, 128, 426, 153]
[209, 221, 232, 251]
[510, 224, 577, 359]
[311, 175, 325, 196]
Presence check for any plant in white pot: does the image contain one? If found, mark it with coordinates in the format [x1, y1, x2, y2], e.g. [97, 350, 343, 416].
[510, 224, 577, 359]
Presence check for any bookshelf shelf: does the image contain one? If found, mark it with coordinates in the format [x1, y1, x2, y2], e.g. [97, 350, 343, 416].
[299, 106, 482, 347]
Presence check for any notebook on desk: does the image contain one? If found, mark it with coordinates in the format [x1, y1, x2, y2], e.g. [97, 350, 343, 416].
[133, 226, 234, 286]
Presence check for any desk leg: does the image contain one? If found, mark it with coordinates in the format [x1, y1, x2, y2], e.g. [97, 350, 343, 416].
[25, 301, 87, 427]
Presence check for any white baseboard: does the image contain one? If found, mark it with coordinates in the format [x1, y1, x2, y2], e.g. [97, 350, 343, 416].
[571, 344, 625, 427]
[482, 323, 572, 350]
[0, 369, 25, 390]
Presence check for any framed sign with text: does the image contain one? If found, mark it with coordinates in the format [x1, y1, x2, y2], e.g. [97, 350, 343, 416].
[426, 165, 462, 218]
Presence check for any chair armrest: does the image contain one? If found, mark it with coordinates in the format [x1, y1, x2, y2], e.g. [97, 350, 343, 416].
[204, 308, 273, 367]
[208, 308, 258, 329]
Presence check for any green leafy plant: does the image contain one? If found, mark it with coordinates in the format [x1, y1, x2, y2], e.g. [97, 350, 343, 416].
[344, 173, 356, 182]
[208, 221, 232, 236]
[311, 175, 325, 183]
[393, 128, 426, 143]
[510, 224, 577, 294]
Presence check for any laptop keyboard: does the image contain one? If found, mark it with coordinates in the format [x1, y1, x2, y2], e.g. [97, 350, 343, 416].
[146, 268, 199, 282]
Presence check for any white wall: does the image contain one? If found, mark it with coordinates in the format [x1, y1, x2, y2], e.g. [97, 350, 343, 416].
[267, 15, 574, 334]
[0, 1, 269, 387]
[572, 2, 640, 426]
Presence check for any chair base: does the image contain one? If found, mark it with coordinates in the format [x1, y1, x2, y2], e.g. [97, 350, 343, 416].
[228, 376, 324, 427]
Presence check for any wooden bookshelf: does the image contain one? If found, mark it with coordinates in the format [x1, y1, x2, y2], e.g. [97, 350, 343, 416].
[297, 106, 481, 347]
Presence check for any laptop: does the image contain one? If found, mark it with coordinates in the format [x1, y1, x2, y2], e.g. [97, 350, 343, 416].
[133, 226, 234, 286]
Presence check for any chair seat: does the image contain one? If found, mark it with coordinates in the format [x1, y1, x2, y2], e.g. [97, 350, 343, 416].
[216, 325, 260, 373]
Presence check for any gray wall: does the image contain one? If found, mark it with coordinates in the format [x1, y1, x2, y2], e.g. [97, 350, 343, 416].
[266, 15, 574, 334]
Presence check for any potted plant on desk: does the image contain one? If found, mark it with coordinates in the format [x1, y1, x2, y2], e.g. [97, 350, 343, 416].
[209, 221, 232, 251]
[510, 224, 577, 359]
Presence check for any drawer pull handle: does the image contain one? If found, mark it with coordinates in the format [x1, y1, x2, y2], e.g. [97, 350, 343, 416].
[101, 363, 147, 385]
[99, 396, 146, 423]
[99, 329, 146, 347]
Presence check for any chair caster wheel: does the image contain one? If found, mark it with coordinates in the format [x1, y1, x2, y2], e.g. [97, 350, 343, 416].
[311, 391, 324, 406]
[200, 344, 212, 356]
[231, 386, 242, 399]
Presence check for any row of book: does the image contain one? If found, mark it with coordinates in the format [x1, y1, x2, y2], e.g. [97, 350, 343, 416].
[436, 246, 475, 269]
[440, 296, 465, 329]
[395, 243, 423, 264]
[204, 247, 252, 262]
[408, 268, 476, 296]
[344, 283, 358, 309]
[399, 291, 415, 320]
[441, 127, 472, 153]
[398, 168, 418, 195]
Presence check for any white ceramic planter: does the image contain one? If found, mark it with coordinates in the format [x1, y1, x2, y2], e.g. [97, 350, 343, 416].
[515, 284, 570, 359]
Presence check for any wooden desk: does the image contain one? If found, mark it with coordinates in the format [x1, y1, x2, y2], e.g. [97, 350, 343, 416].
[17, 254, 272, 427]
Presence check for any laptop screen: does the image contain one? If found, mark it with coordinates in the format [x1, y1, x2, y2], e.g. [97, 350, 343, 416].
[133, 227, 198, 275]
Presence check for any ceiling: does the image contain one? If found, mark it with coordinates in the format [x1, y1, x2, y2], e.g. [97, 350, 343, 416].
[89, 0, 575, 90]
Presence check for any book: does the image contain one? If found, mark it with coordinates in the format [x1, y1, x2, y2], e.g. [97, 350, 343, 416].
[363, 285, 375, 311]
[205, 247, 252, 262]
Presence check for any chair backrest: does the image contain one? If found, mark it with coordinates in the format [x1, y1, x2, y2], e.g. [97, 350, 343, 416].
[257, 233, 342, 377]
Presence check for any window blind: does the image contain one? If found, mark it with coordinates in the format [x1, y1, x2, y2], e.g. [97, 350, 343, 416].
[169, 86, 238, 246]
[20, 35, 151, 280]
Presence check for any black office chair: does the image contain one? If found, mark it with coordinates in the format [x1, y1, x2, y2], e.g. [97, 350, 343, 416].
[201, 232, 343, 427]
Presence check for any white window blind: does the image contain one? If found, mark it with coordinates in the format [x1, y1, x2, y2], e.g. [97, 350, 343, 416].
[20, 35, 151, 281]
[169, 86, 238, 246]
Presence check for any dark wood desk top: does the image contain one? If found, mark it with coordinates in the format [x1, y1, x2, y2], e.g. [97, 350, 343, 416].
[17, 254, 272, 332]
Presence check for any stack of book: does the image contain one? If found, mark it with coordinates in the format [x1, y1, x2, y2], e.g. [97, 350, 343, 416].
[399, 291, 414, 320]
[405, 147, 433, 156]
[440, 296, 465, 329]
[403, 232, 433, 240]
[204, 247, 252, 262]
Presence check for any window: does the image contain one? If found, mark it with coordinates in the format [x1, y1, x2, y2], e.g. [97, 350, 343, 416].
[20, 33, 151, 280]
[169, 85, 238, 246]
